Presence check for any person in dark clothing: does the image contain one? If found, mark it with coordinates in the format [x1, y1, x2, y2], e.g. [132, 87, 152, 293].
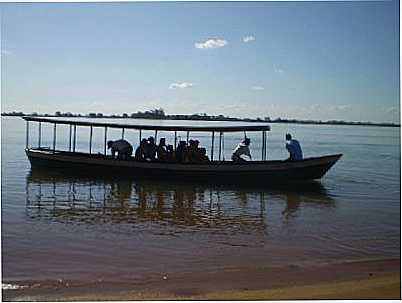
[192, 140, 200, 162]
[184, 139, 201, 162]
[198, 147, 209, 163]
[144, 136, 157, 161]
[176, 141, 187, 163]
[285, 133, 303, 161]
[134, 138, 148, 161]
[157, 138, 168, 161]
[107, 139, 133, 160]
[166, 144, 176, 162]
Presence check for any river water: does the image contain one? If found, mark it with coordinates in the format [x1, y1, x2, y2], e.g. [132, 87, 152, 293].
[1, 116, 400, 285]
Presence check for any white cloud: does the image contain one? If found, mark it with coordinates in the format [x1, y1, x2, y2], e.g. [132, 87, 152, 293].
[275, 68, 284, 74]
[169, 82, 194, 89]
[243, 35, 256, 43]
[308, 104, 323, 113]
[309, 103, 352, 113]
[251, 86, 264, 90]
[195, 38, 227, 49]
[330, 104, 352, 111]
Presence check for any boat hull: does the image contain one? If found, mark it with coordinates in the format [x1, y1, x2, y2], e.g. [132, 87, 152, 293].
[26, 149, 342, 183]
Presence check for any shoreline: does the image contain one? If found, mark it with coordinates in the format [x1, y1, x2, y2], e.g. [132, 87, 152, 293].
[3, 258, 400, 301]
[2, 114, 400, 128]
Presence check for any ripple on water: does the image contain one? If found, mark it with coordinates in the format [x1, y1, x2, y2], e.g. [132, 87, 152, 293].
[2, 283, 28, 290]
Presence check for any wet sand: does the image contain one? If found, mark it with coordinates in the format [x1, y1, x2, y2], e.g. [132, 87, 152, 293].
[3, 258, 400, 301]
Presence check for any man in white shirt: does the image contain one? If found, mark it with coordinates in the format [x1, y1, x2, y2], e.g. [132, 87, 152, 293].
[231, 138, 252, 162]
[107, 139, 133, 160]
[285, 133, 303, 161]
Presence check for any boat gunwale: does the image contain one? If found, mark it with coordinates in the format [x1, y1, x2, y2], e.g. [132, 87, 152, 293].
[22, 116, 271, 132]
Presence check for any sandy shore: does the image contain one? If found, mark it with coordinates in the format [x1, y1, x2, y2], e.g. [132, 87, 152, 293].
[3, 258, 400, 301]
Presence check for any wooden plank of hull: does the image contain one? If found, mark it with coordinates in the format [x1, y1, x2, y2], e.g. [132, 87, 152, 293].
[25, 149, 341, 182]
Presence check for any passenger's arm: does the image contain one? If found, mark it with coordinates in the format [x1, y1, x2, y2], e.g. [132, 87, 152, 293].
[246, 148, 252, 159]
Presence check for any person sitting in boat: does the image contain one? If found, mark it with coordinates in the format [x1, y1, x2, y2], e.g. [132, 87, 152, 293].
[193, 140, 200, 160]
[198, 147, 210, 163]
[144, 136, 157, 161]
[185, 139, 200, 162]
[176, 141, 187, 163]
[134, 138, 148, 161]
[231, 138, 252, 163]
[157, 138, 168, 161]
[285, 133, 303, 161]
[166, 144, 176, 162]
[107, 139, 133, 160]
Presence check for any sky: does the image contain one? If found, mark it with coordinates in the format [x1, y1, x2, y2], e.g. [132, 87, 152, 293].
[0, 1, 400, 123]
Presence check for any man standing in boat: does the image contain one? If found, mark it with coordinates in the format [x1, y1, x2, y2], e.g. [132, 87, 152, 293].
[285, 133, 303, 161]
[231, 138, 252, 162]
[107, 139, 133, 160]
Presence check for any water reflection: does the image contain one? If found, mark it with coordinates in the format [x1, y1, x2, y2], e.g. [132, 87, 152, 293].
[26, 168, 335, 230]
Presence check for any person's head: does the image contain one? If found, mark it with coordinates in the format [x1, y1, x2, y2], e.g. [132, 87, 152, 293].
[159, 138, 166, 146]
[140, 138, 147, 146]
[286, 133, 292, 141]
[179, 140, 186, 146]
[243, 138, 251, 146]
[189, 139, 195, 146]
[194, 140, 200, 148]
[167, 144, 174, 152]
[107, 140, 114, 149]
[200, 147, 206, 155]
[148, 136, 155, 144]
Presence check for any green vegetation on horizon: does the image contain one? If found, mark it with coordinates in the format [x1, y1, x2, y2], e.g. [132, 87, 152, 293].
[1, 109, 399, 128]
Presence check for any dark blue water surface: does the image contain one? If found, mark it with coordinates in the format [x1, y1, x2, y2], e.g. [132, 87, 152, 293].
[1, 117, 400, 284]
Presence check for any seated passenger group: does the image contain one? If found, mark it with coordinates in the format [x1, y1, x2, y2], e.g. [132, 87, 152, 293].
[108, 133, 303, 163]
[108, 137, 210, 163]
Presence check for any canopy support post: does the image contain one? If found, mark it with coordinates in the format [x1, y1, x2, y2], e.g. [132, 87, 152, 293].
[174, 131, 177, 150]
[139, 129, 142, 143]
[25, 121, 29, 149]
[73, 125, 77, 152]
[211, 131, 215, 161]
[89, 126, 93, 154]
[104, 126, 108, 155]
[186, 131, 189, 144]
[218, 132, 222, 161]
[264, 130, 267, 160]
[38, 122, 42, 148]
[155, 130, 158, 141]
[222, 132, 225, 161]
[121, 128, 125, 139]
[68, 124, 72, 152]
[261, 131, 264, 160]
[52, 123, 57, 152]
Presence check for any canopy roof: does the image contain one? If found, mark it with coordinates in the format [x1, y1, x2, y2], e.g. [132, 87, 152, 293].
[22, 116, 271, 132]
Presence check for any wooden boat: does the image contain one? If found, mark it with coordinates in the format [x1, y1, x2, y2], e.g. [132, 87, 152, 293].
[22, 116, 342, 183]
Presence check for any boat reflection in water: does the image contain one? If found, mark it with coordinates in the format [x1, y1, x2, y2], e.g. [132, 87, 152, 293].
[26, 168, 335, 230]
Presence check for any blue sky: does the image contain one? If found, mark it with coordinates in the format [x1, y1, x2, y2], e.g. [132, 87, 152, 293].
[1, 1, 400, 123]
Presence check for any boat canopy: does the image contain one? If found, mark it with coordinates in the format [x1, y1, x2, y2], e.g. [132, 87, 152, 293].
[22, 116, 270, 161]
[22, 116, 270, 132]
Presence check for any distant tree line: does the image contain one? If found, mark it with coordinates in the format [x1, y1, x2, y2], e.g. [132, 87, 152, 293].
[1, 109, 399, 128]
